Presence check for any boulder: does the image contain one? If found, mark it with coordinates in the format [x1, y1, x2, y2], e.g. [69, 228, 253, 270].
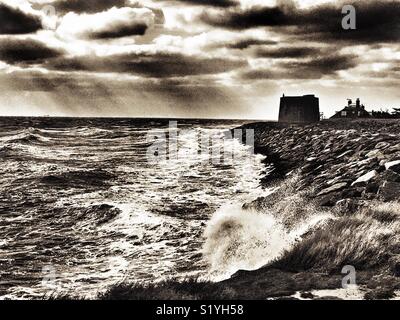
[300, 292, 315, 299]
[317, 182, 348, 197]
[364, 288, 395, 300]
[364, 181, 380, 194]
[378, 181, 400, 201]
[342, 187, 363, 198]
[380, 170, 400, 183]
[366, 149, 385, 159]
[351, 170, 377, 186]
[318, 192, 342, 207]
[386, 144, 400, 154]
[375, 142, 390, 150]
[384, 160, 400, 173]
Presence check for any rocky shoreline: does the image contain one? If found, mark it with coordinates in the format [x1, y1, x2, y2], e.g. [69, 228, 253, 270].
[240, 119, 400, 206]
[222, 119, 400, 300]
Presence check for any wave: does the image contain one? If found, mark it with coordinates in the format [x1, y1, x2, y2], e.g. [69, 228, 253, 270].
[0, 126, 132, 145]
[39, 170, 116, 188]
[203, 204, 291, 279]
[0, 128, 52, 145]
[202, 203, 332, 280]
[76, 204, 122, 226]
[203, 173, 400, 280]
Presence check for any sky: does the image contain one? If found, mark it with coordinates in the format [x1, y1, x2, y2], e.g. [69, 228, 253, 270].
[0, 0, 399, 119]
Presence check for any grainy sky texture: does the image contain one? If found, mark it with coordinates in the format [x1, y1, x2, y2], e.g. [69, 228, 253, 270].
[0, 0, 399, 118]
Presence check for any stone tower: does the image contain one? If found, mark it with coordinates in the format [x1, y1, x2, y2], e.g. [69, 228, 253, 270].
[278, 94, 320, 123]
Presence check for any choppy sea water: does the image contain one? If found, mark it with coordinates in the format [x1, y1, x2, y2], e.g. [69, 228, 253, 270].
[0, 117, 269, 299]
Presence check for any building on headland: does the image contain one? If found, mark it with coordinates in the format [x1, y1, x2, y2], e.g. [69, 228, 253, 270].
[278, 94, 320, 123]
[330, 98, 371, 119]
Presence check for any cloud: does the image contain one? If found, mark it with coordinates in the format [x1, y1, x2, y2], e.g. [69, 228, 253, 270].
[241, 52, 358, 80]
[89, 23, 148, 39]
[1, 0, 398, 118]
[281, 53, 359, 75]
[226, 38, 277, 50]
[56, 7, 155, 40]
[170, 0, 238, 8]
[200, 5, 292, 29]
[254, 46, 322, 58]
[0, 38, 63, 64]
[0, 3, 42, 34]
[200, 1, 400, 44]
[46, 51, 248, 77]
[49, 0, 128, 14]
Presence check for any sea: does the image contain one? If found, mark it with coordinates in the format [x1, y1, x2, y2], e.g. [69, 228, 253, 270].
[0, 117, 270, 299]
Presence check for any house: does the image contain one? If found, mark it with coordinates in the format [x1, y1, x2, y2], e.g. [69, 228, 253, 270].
[331, 98, 371, 119]
[278, 94, 320, 123]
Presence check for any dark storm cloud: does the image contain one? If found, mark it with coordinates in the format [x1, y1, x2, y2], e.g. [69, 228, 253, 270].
[48, 0, 128, 14]
[171, 0, 238, 8]
[46, 52, 248, 77]
[226, 38, 277, 50]
[254, 46, 322, 59]
[200, 5, 292, 29]
[0, 38, 63, 64]
[0, 3, 42, 34]
[241, 53, 358, 80]
[88, 23, 149, 39]
[200, 1, 400, 44]
[281, 53, 359, 75]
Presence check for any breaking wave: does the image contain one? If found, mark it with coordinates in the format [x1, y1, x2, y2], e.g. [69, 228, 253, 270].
[0, 131, 49, 145]
[203, 171, 400, 280]
[203, 202, 333, 280]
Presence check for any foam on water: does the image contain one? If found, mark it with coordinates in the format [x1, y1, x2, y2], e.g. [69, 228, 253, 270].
[203, 203, 334, 280]
[0, 119, 266, 298]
